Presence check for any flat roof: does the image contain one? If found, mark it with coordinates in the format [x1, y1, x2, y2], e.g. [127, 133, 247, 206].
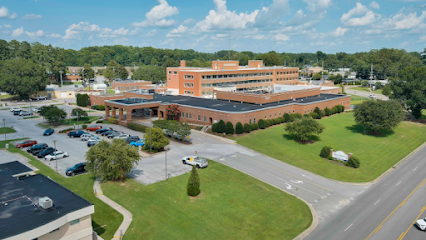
[183, 66, 298, 73]
[113, 93, 346, 113]
[0, 162, 92, 239]
[0, 161, 32, 175]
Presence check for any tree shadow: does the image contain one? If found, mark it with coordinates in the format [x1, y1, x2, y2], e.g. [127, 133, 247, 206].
[345, 125, 395, 137]
[282, 134, 320, 144]
[92, 220, 106, 235]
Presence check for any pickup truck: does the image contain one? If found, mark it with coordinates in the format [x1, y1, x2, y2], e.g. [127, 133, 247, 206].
[67, 130, 86, 138]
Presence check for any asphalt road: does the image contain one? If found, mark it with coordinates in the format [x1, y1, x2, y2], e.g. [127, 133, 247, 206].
[346, 86, 389, 100]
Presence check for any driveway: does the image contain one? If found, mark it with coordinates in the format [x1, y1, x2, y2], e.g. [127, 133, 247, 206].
[346, 86, 389, 100]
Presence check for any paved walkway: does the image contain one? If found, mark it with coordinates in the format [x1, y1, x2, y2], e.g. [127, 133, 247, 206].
[93, 178, 133, 240]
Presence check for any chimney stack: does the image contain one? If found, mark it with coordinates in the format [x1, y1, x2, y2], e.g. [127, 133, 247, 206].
[180, 60, 186, 68]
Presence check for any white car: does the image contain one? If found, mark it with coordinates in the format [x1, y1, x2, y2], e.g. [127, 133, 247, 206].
[44, 151, 69, 161]
[182, 156, 208, 168]
[114, 134, 130, 139]
[10, 107, 22, 112]
[416, 218, 426, 230]
[368, 94, 377, 99]
[80, 134, 95, 141]
[19, 111, 33, 116]
[32, 108, 40, 113]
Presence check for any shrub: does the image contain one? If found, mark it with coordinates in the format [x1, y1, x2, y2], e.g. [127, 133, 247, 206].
[127, 122, 148, 133]
[217, 120, 226, 133]
[340, 105, 345, 112]
[109, 117, 118, 124]
[304, 114, 310, 118]
[361, 80, 369, 87]
[212, 123, 218, 133]
[235, 122, 243, 134]
[278, 117, 285, 123]
[91, 105, 98, 110]
[82, 124, 88, 129]
[327, 155, 333, 160]
[96, 120, 103, 123]
[187, 166, 201, 196]
[59, 128, 74, 133]
[251, 123, 259, 130]
[293, 113, 303, 119]
[324, 107, 332, 116]
[310, 112, 318, 119]
[314, 107, 322, 119]
[284, 113, 292, 122]
[348, 156, 360, 168]
[321, 110, 326, 117]
[97, 105, 105, 111]
[243, 123, 251, 133]
[264, 119, 270, 128]
[84, 121, 91, 124]
[258, 119, 266, 129]
[331, 107, 338, 115]
[225, 121, 234, 135]
[320, 146, 332, 158]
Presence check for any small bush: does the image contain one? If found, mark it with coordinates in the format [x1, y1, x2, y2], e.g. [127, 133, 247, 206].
[109, 117, 118, 124]
[264, 119, 270, 128]
[217, 120, 226, 133]
[348, 156, 360, 168]
[96, 120, 103, 123]
[82, 124, 88, 129]
[310, 112, 318, 119]
[127, 122, 148, 133]
[278, 117, 285, 123]
[331, 107, 338, 115]
[320, 146, 332, 158]
[251, 123, 259, 130]
[293, 113, 303, 119]
[314, 107, 322, 119]
[97, 105, 105, 111]
[321, 110, 326, 117]
[340, 105, 345, 112]
[235, 122, 243, 134]
[258, 119, 266, 129]
[91, 105, 98, 110]
[324, 107, 332, 116]
[243, 123, 251, 133]
[361, 80, 369, 87]
[327, 155, 333, 160]
[225, 121, 234, 135]
[212, 123, 218, 133]
[284, 113, 292, 122]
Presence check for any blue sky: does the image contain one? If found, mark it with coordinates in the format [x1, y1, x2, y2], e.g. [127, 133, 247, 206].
[1, 0, 426, 53]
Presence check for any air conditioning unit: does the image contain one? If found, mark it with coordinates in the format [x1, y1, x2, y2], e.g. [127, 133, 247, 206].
[39, 197, 53, 209]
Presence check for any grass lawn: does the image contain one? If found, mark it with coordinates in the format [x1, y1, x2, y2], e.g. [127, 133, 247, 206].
[350, 95, 368, 105]
[102, 161, 312, 240]
[234, 112, 426, 182]
[350, 86, 383, 95]
[0, 127, 16, 134]
[23, 116, 40, 119]
[107, 89, 115, 94]
[0, 140, 122, 239]
[0, 94, 18, 100]
[38, 116, 100, 128]
[85, 110, 97, 113]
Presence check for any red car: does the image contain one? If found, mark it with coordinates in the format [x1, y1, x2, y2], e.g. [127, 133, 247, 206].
[16, 140, 37, 148]
[67, 130, 78, 134]
[86, 125, 102, 131]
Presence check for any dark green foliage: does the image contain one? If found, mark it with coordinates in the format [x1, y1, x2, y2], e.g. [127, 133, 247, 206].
[212, 123, 218, 133]
[258, 119, 266, 129]
[96, 120, 103, 123]
[251, 123, 259, 130]
[361, 80, 369, 87]
[127, 122, 148, 133]
[284, 113, 293, 122]
[348, 156, 360, 168]
[285, 118, 325, 142]
[340, 105, 345, 112]
[243, 123, 251, 133]
[331, 107, 338, 114]
[71, 108, 88, 119]
[132, 65, 166, 83]
[320, 146, 332, 158]
[103, 60, 128, 80]
[97, 105, 105, 111]
[82, 124, 88, 129]
[44, 107, 67, 125]
[278, 117, 285, 123]
[324, 107, 332, 116]
[375, 82, 382, 90]
[217, 120, 226, 133]
[321, 110, 326, 117]
[335, 74, 343, 84]
[187, 166, 201, 196]
[309, 112, 318, 119]
[354, 100, 406, 133]
[292, 113, 303, 119]
[225, 121, 234, 135]
[152, 119, 169, 129]
[76, 94, 90, 107]
[327, 155, 333, 160]
[265, 120, 270, 128]
[314, 107, 322, 119]
[91, 105, 98, 110]
[235, 122, 243, 134]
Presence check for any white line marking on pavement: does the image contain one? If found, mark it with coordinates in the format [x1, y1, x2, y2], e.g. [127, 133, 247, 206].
[169, 150, 186, 157]
[285, 183, 292, 190]
[219, 158, 225, 161]
[374, 199, 381, 205]
[344, 224, 353, 232]
[301, 174, 313, 180]
[290, 180, 304, 184]
[267, 173, 326, 197]
[396, 181, 401, 186]
[413, 167, 418, 171]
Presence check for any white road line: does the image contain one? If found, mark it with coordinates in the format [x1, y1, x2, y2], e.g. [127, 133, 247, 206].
[267, 173, 326, 198]
[169, 150, 186, 157]
[344, 224, 353, 232]
[396, 181, 401, 186]
[301, 174, 313, 180]
[374, 199, 381, 205]
[413, 167, 418, 171]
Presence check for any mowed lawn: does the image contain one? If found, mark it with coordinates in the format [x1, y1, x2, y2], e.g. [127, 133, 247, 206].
[234, 112, 426, 182]
[102, 161, 312, 240]
[350, 86, 383, 95]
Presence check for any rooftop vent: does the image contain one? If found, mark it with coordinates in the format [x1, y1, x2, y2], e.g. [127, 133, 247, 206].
[39, 197, 53, 209]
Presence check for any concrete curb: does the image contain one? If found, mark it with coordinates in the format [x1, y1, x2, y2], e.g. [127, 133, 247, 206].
[93, 178, 133, 240]
[191, 129, 236, 144]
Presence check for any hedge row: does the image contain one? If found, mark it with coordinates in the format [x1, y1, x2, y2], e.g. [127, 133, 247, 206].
[91, 105, 106, 111]
[127, 122, 148, 133]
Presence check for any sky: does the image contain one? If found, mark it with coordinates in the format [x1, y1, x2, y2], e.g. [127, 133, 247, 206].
[1, 0, 426, 53]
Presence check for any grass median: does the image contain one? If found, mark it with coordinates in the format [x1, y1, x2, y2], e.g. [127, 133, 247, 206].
[102, 160, 312, 240]
[350, 86, 383, 95]
[0, 127, 16, 134]
[234, 112, 426, 182]
[0, 140, 122, 239]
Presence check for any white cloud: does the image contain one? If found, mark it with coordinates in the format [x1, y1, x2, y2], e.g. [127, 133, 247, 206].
[11, 27, 24, 37]
[146, 29, 157, 37]
[63, 22, 100, 40]
[162, 38, 174, 46]
[254, 0, 290, 27]
[3, 24, 11, 28]
[9, 12, 17, 19]
[0, 6, 8, 18]
[182, 18, 194, 25]
[400, 41, 409, 47]
[310, 41, 335, 46]
[49, 33, 62, 38]
[131, 0, 179, 27]
[196, 35, 208, 42]
[376, 11, 426, 30]
[22, 14, 42, 20]
[99, 27, 137, 38]
[273, 33, 289, 41]
[341, 2, 381, 26]
[363, 29, 382, 35]
[166, 25, 188, 37]
[253, 34, 266, 40]
[275, 9, 326, 35]
[26, 30, 44, 38]
[303, 0, 331, 12]
[370, 1, 380, 10]
[331, 27, 349, 37]
[419, 35, 426, 42]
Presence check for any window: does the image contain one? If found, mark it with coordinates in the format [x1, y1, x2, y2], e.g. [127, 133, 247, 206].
[174, 71, 177, 75]
[254, 118, 256, 123]
[250, 119, 252, 124]
[131, 86, 134, 89]
[168, 71, 172, 74]
[70, 219, 80, 225]
[186, 113, 188, 118]
[189, 114, 192, 118]
[125, 87, 129, 90]
[136, 86, 140, 89]
[181, 112, 184, 117]
[198, 116, 201, 120]
[204, 116, 206, 122]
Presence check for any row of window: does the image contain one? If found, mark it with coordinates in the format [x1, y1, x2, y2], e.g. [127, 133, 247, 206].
[277, 77, 298, 81]
[184, 91, 194, 96]
[184, 75, 194, 79]
[181, 112, 208, 122]
[117, 86, 141, 91]
[184, 82, 194, 88]
[277, 71, 298, 75]
[202, 79, 272, 88]
[201, 72, 273, 80]
[168, 71, 178, 75]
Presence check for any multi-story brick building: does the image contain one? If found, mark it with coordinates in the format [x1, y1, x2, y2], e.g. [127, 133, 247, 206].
[167, 60, 299, 97]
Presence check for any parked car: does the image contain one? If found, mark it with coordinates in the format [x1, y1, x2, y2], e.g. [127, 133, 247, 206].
[80, 133, 95, 141]
[86, 125, 102, 131]
[95, 127, 112, 134]
[32, 95, 47, 101]
[130, 140, 145, 147]
[68, 130, 85, 138]
[126, 136, 140, 144]
[43, 128, 54, 136]
[182, 156, 208, 168]
[15, 140, 37, 148]
[44, 151, 69, 161]
[10, 107, 22, 112]
[32, 107, 40, 113]
[101, 130, 116, 136]
[32, 148, 47, 156]
[368, 94, 377, 99]
[87, 139, 100, 147]
[114, 134, 130, 139]
[37, 147, 56, 158]
[107, 132, 123, 138]
[19, 111, 32, 116]
[13, 110, 21, 115]
[66, 163, 87, 176]
[26, 143, 48, 153]
[67, 129, 78, 134]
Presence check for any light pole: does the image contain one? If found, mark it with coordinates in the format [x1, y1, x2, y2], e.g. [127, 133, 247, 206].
[2, 119, 6, 142]
[149, 109, 152, 152]
[53, 140, 57, 173]
[165, 147, 169, 183]
[59, 70, 63, 87]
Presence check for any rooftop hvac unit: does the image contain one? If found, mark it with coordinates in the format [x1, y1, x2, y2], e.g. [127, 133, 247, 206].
[39, 197, 53, 209]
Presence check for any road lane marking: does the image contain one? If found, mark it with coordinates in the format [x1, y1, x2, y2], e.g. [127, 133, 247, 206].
[290, 180, 304, 184]
[267, 173, 326, 197]
[374, 199, 381, 205]
[397, 206, 426, 240]
[235, 153, 333, 192]
[344, 224, 353, 232]
[396, 181, 401, 186]
[365, 178, 426, 240]
[413, 167, 418, 171]
[301, 174, 313, 180]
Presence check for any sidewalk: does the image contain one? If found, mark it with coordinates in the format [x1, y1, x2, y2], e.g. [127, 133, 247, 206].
[93, 178, 133, 240]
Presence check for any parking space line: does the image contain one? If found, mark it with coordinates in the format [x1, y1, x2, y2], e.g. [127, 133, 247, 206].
[397, 206, 426, 240]
[267, 173, 326, 198]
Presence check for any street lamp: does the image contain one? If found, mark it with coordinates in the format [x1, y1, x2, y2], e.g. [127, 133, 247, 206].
[2, 119, 6, 142]
[165, 147, 169, 183]
[149, 109, 152, 153]
[53, 140, 57, 173]
[59, 70, 63, 87]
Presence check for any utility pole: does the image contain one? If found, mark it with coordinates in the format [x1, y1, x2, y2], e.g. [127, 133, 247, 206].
[53, 140, 57, 173]
[112, 67, 115, 80]
[294, 59, 296, 67]
[321, 61, 324, 81]
[3, 119, 6, 142]
[59, 70, 63, 87]
[284, 60, 286, 67]
[369, 64, 374, 91]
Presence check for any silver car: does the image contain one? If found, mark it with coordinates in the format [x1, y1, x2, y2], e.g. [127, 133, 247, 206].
[182, 156, 208, 168]
[19, 111, 33, 116]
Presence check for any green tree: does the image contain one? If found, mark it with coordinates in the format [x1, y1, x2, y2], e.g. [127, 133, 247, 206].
[76, 94, 91, 107]
[312, 73, 322, 80]
[212, 123, 218, 133]
[225, 121, 234, 134]
[176, 122, 192, 141]
[243, 123, 251, 133]
[0, 58, 49, 99]
[324, 107, 332, 116]
[354, 100, 406, 133]
[348, 156, 360, 168]
[328, 74, 336, 83]
[217, 120, 226, 133]
[260, 51, 282, 66]
[132, 65, 166, 83]
[320, 146, 332, 158]
[143, 127, 170, 150]
[44, 107, 67, 125]
[285, 117, 325, 142]
[187, 165, 200, 196]
[152, 119, 169, 129]
[71, 108, 88, 120]
[165, 120, 179, 137]
[314, 107, 322, 119]
[79, 63, 94, 82]
[104, 60, 128, 80]
[385, 66, 426, 119]
[335, 74, 343, 84]
[86, 139, 140, 181]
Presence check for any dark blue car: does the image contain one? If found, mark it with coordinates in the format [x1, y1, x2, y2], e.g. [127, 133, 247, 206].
[66, 163, 87, 176]
[67, 130, 85, 138]
[43, 128, 54, 136]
